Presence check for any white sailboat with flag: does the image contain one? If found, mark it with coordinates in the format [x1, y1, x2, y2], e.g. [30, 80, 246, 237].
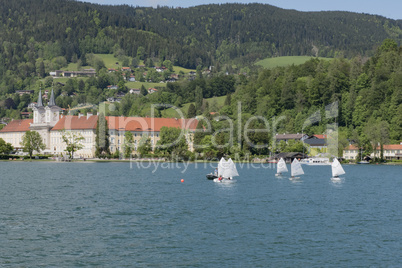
[214, 157, 239, 183]
[290, 158, 304, 180]
[331, 158, 345, 182]
[275, 158, 288, 176]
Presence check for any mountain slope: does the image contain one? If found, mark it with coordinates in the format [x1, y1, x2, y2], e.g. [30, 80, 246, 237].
[0, 0, 401, 72]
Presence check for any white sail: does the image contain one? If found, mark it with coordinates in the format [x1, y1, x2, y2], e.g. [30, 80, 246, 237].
[226, 158, 239, 177]
[217, 157, 227, 176]
[217, 158, 239, 178]
[331, 158, 345, 177]
[291, 158, 304, 177]
[277, 158, 288, 174]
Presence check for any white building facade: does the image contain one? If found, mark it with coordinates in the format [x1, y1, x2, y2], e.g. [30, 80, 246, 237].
[0, 91, 198, 158]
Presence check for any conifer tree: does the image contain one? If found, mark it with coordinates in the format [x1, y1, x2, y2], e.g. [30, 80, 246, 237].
[95, 113, 111, 158]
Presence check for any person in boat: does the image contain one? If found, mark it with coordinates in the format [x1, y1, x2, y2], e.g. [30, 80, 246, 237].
[218, 175, 223, 181]
[214, 168, 218, 176]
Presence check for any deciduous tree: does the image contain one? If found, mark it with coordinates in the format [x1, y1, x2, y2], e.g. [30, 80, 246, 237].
[21, 130, 45, 159]
[61, 130, 84, 160]
[0, 138, 13, 155]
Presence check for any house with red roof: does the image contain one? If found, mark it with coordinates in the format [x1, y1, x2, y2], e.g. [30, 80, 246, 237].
[148, 88, 158, 94]
[343, 144, 402, 161]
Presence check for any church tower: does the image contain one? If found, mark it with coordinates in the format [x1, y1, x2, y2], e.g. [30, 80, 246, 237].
[33, 89, 46, 124]
[45, 87, 61, 127]
[31, 87, 61, 151]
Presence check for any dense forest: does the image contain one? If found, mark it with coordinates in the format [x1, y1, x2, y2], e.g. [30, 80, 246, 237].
[1, 0, 402, 72]
[0, 0, 401, 158]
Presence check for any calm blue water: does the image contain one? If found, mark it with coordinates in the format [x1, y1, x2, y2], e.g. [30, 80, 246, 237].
[0, 161, 401, 267]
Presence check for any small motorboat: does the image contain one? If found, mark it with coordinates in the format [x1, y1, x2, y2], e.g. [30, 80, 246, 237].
[206, 173, 218, 180]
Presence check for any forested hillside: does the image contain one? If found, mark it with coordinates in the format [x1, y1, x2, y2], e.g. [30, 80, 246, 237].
[1, 0, 401, 73]
[161, 40, 402, 158]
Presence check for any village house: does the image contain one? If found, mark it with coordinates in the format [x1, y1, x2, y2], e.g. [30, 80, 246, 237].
[129, 88, 141, 94]
[21, 112, 32, 119]
[155, 66, 166, 72]
[52, 69, 96, 77]
[28, 102, 37, 109]
[303, 137, 327, 156]
[106, 97, 122, 103]
[16, 90, 34, 96]
[343, 144, 402, 161]
[107, 85, 118, 90]
[148, 88, 158, 94]
[121, 67, 131, 72]
[275, 133, 309, 143]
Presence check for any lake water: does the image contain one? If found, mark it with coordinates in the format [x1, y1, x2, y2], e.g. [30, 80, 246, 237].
[0, 161, 401, 267]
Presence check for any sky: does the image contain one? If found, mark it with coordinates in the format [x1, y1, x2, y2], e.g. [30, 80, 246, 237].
[81, 0, 401, 20]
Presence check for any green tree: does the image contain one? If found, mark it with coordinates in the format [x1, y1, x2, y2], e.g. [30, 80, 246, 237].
[138, 135, 152, 157]
[137, 46, 145, 60]
[156, 127, 189, 159]
[20, 130, 45, 159]
[224, 94, 232, 106]
[195, 86, 203, 111]
[187, 103, 196, 118]
[61, 130, 84, 160]
[163, 60, 173, 72]
[123, 131, 134, 158]
[363, 118, 390, 161]
[199, 135, 218, 160]
[0, 138, 13, 154]
[95, 113, 111, 158]
[140, 85, 148, 96]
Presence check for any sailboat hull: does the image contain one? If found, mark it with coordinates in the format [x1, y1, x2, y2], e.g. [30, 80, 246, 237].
[289, 176, 300, 180]
[213, 178, 236, 183]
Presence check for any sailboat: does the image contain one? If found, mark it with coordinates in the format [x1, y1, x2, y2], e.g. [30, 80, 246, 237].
[331, 158, 345, 181]
[275, 158, 288, 176]
[290, 158, 304, 180]
[213, 157, 239, 183]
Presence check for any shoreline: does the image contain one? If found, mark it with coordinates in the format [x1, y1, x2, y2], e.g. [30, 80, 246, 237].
[1, 158, 402, 165]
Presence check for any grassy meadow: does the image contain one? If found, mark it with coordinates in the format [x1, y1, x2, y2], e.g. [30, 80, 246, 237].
[255, 56, 332, 69]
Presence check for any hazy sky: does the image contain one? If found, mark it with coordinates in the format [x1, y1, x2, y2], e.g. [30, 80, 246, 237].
[80, 0, 401, 20]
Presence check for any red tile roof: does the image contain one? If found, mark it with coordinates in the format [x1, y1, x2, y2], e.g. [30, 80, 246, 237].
[381, 144, 402, 150]
[105, 116, 198, 132]
[0, 119, 33, 132]
[345, 144, 402, 150]
[345, 145, 359, 150]
[51, 115, 98, 131]
[0, 116, 198, 133]
[313, 134, 327, 139]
